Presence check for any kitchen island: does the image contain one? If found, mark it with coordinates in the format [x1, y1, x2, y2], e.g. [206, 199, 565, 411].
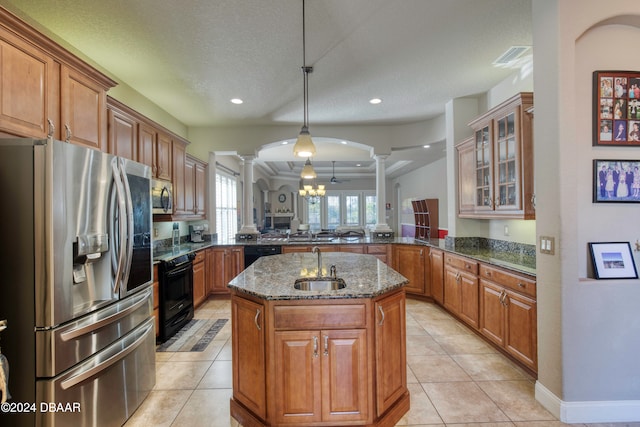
[228, 251, 410, 427]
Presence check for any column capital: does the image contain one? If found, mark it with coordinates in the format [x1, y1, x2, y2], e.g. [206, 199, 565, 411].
[373, 153, 389, 161]
[239, 154, 256, 162]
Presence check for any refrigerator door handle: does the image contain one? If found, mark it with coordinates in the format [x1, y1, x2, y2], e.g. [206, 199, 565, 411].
[118, 159, 135, 291]
[111, 161, 127, 294]
[59, 287, 151, 341]
[60, 318, 153, 390]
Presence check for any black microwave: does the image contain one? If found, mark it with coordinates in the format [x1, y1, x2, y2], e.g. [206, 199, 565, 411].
[151, 179, 173, 214]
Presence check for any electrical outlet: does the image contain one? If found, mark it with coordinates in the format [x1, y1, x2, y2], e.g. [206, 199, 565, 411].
[539, 235, 555, 255]
[504, 225, 509, 236]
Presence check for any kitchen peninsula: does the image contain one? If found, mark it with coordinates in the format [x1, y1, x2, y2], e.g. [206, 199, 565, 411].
[228, 252, 410, 427]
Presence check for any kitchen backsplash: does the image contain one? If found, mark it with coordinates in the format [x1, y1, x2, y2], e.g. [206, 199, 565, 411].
[444, 236, 536, 258]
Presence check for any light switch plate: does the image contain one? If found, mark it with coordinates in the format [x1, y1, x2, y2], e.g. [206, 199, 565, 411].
[540, 235, 555, 255]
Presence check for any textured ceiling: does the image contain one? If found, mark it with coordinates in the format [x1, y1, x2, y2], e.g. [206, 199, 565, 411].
[2, 0, 532, 179]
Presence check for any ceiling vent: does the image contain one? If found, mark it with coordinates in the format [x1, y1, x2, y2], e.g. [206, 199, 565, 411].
[493, 46, 531, 66]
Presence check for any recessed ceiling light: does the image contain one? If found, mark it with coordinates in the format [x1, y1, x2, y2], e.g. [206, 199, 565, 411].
[423, 144, 430, 148]
[230, 98, 243, 104]
[341, 141, 347, 145]
[369, 98, 382, 105]
[356, 163, 361, 167]
[281, 141, 289, 145]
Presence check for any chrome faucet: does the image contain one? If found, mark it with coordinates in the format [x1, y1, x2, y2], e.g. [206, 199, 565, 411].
[330, 264, 337, 279]
[311, 246, 322, 277]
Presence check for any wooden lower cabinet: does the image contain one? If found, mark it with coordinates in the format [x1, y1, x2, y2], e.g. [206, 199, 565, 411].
[375, 290, 406, 417]
[443, 253, 479, 328]
[429, 248, 444, 304]
[479, 264, 537, 372]
[192, 250, 206, 307]
[230, 289, 409, 427]
[274, 328, 369, 424]
[392, 244, 429, 296]
[232, 295, 266, 419]
[208, 246, 244, 295]
[366, 244, 390, 264]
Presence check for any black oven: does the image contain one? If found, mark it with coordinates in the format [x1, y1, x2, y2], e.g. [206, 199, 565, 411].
[158, 253, 195, 342]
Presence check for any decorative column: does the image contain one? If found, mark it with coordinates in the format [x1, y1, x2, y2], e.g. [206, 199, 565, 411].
[373, 154, 393, 237]
[238, 155, 259, 235]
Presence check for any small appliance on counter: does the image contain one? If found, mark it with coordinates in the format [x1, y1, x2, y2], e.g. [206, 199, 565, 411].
[189, 225, 205, 242]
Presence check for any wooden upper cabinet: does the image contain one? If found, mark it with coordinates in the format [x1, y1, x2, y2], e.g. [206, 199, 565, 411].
[459, 92, 534, 219]
[172, 139, 187, 215]
[60, 65, 109, 150]
[137, 122, 156, 171]
[456, 136, 477, 216]
[138, 122, 172, 181]
[107, 105, 137, 160]
[0, 26, 58, 138]
[156, 132, 172, 181]
[0, 9, 115, 145]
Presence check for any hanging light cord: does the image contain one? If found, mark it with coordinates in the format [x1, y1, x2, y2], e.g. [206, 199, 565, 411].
[302, 0, 312, 129]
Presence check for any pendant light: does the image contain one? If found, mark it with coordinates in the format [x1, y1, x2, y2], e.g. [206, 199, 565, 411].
[300, 158, 317, 179]
[293, 0, 316, 158]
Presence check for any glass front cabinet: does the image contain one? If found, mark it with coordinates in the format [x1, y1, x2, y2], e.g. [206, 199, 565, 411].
[457, 92, 534, 219]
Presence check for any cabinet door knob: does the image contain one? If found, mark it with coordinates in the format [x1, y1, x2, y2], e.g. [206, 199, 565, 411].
[517, 282, 525, 288]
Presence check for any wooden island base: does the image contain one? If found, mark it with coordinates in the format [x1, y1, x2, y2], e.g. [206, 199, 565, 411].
[230, 289, 409, 427]
[227, 253, 410, 427]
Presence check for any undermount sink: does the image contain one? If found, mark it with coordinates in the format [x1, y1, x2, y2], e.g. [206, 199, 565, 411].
[294, 277, 347, 291]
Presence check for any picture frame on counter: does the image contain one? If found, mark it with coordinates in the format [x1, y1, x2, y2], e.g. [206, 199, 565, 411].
[593, 70, 640, 146]
[589, 242, 638, 279]
[593, 159, 640, 203]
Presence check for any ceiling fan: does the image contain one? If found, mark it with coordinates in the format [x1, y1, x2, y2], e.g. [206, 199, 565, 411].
[330, 160, 349, 184]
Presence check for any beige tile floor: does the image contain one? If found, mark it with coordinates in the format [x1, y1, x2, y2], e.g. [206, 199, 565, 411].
[124, 297, 639, 427]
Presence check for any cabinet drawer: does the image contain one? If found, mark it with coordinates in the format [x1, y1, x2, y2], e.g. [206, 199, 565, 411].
[444, 253, 478, 274]
[274, 304, 367, 330]
[479, 264, 536, 298]
[193, 250, 206, 264]
[366, 244, 388, 254]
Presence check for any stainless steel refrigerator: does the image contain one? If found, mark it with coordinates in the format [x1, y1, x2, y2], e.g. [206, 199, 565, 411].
[0, 138, 155, 427]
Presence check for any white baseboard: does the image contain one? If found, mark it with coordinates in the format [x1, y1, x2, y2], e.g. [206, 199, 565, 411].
[535, 381, 640, 423]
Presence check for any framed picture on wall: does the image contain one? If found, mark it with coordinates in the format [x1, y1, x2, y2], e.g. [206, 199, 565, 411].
[588, 242, 638, 279]
[593, 71, 640, 146]
[593, 159, 640, 202]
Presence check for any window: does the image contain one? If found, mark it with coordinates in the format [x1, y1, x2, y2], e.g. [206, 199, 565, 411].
[365, 194, 377, 228]
[216, 173, 238, 240]
[306, 191, 376, 230]
[307, 199, 321, 231]
[326, 195, 340, 229]
[344, 195, 360, 225]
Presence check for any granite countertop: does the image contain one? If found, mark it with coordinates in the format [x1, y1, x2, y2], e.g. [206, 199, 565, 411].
[152, 236, 536, 277]
[153, 241, 214, 262]
[227, 252, 409, 300]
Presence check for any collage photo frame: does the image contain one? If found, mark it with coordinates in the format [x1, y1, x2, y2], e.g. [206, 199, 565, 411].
[593, 71, 640, 146]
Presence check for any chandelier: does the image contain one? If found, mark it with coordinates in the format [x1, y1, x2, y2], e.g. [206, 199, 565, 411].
[299, 182, 326, 204]
[292, 0, 316, 158]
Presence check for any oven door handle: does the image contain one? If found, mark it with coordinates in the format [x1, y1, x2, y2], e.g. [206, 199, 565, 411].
[59, 287, 151, 342]
[166, 264, 192, 278]
[60, 318, 153, 390]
